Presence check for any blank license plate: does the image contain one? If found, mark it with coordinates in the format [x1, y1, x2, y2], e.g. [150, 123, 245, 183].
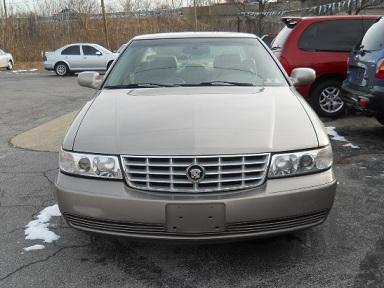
[166, 204, 225, 234]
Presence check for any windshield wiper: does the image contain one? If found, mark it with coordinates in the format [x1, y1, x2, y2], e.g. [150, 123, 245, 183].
[104, 83, 178, 89]
[196, 81, 255, 86]
[353, 45, 372, 55]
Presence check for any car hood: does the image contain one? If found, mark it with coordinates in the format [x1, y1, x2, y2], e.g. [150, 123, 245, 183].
[73, 86, 319, 155]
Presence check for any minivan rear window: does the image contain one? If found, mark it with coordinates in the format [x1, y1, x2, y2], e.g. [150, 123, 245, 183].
[299, 20, 364, 52]
[271, 26, 292, 50]
[361, 19, 384, 51]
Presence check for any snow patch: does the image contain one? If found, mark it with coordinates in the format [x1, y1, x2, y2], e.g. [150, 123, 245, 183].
[12, 69, 38, 73]
[343, 143, 360, 149]
[24, 204, 61, 250]
[326, 127, 360, 149]
[23, 244, 45, 251]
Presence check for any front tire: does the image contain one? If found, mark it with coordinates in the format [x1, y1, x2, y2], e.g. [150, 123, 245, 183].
[375, 114, 384, 125]
[55, 62, 69, 76]
[6, 60, 13, 70]
[310, 79, 345, 118]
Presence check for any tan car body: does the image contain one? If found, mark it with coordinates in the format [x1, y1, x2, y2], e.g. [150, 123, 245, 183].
[56, 32, 336, 241]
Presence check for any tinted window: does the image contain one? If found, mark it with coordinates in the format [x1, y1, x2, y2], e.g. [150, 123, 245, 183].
[61, 45, 80, 55]
[105, 38, 287, 88]
[299, 20, 364, 52]
[361, 19, 384, 51]
[83, 45, 101, 55]
[363, 19, 377, 32]
[271, 26, 292, 50]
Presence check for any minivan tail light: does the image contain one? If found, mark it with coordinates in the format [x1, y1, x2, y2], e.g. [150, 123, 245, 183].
[279, 56, 290, 74]
[376, 58, 384, 79]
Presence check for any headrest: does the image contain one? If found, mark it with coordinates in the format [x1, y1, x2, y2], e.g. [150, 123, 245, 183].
[214, 54, 241, 69]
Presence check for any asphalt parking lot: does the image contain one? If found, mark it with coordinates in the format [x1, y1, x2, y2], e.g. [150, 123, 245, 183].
[0, 70, 383, 288]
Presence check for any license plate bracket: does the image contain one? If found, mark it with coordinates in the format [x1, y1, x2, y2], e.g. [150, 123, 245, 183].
[166, 204, 225, 234]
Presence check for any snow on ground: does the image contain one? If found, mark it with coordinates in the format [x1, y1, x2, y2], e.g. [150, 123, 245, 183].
[23, 244, 45, 251]
[23, 204, 61, 251]
[326, 126, 360, 149]
[12, 69, 38, 73]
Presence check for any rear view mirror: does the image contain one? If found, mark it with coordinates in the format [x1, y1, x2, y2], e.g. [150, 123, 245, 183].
[78, 72, 103, 89]
[290, 68, 316, 86]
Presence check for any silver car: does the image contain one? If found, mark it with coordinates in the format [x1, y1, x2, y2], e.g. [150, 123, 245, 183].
[43, 43, 117, 76]
[0, 48, 14, 70]
[56, 32, 337, 241]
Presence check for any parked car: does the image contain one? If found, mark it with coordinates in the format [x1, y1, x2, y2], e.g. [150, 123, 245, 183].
[271, 15, 380, 117]
[56, 32, 336, 241]
[0, 48, 14, 70]
[260, 34, 275, 48]
[342, 17, 384, 125]
[116, 43, 127, 53]
[43, 43, 118, 76]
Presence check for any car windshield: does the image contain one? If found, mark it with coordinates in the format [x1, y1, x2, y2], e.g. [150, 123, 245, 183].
[104, 37, 287, 88]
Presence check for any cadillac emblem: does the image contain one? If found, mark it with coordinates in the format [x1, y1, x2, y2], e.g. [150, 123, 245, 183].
[186, 165, 205, 183]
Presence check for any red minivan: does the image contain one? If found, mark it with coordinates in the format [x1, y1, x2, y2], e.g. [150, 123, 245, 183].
[271, 16, 379, 117]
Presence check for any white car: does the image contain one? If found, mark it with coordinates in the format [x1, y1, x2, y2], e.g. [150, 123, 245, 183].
[43, 43, 118, 76]
[0, 49, 14, 70]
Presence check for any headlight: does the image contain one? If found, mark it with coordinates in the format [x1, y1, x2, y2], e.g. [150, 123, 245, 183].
[268, 146, 333, 178]
[59, 149, 123, 179]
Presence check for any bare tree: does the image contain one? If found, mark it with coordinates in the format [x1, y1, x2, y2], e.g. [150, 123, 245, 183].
[347, 0, 381, 14]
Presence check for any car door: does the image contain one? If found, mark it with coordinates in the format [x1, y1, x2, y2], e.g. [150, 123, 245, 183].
[82, 45, 107, 70]
[0, 49, 6, 68]
[60, 45, 82, 70]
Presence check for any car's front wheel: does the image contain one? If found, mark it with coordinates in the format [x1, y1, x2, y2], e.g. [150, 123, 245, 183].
[6, 60, 13, 70]
[55, 62, 69, 76]
[310, 79, 345, 118]
[375, 114, 384, 126]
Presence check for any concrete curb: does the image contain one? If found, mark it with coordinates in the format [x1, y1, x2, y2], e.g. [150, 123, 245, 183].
[11, 112, 77, 152]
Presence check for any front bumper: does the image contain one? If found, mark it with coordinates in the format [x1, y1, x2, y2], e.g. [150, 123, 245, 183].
[56, 169, 337, 241]
[341, 81, 384, 115]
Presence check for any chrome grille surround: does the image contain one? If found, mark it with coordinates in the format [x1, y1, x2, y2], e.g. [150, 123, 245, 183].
[121, 154, 270, 193]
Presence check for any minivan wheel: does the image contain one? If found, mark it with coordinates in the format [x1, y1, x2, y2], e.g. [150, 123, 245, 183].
[310, 79, 345, 118]
[375, 114, 384, 125]
[6, 60, 13, 70]
[55, 62, 69, 76]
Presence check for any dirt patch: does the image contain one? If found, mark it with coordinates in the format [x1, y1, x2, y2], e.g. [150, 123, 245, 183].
[14, 61, 44, 70]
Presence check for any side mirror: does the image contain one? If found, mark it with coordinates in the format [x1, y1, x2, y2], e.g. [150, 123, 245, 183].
[95, 51, 102, 56]
[78, 72, 103, 89]
[290, 68, 316, 86]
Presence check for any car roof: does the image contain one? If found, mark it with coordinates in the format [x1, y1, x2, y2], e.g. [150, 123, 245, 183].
[283, 15, 380, 21]
[132, 32, 258, 40]
[65, 43, 101, 46]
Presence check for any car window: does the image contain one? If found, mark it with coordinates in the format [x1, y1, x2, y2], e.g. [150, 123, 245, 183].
[363, 19, 378, 32]
[83, 45, 101, 56]
[271, 26, 292, 50]
[105, 37, 288, 88]
[61, 45, 80, 55]
[361, 19, 384, 51]
[299, 20, 364, 52]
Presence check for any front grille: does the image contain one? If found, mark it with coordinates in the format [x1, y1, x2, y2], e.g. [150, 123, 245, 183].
[64, 210, 328, 237]
[121, 154, 270, 193]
